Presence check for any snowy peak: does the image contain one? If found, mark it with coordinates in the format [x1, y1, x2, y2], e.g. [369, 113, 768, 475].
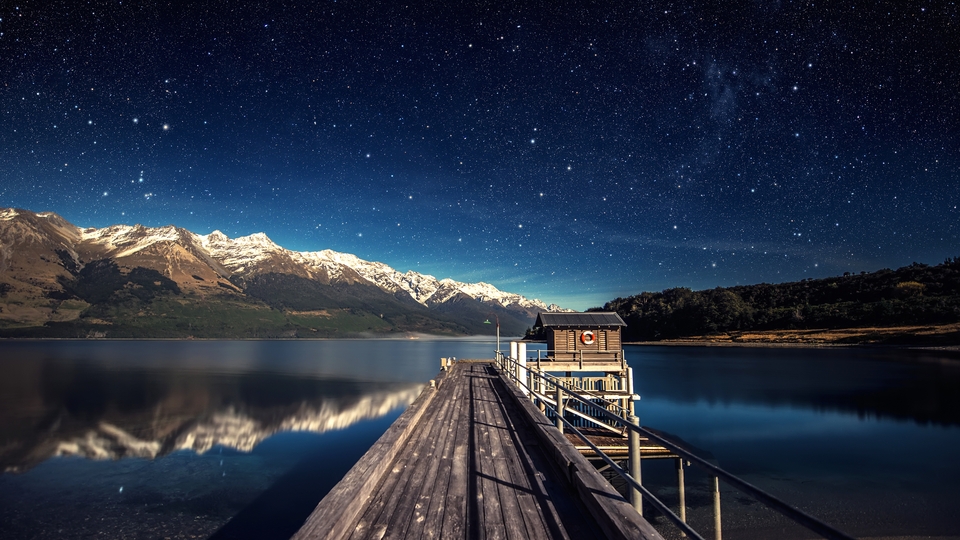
[293, 248, 557, 312]
[0, 208, 569, 324]
[199, 230, 286, 272]
[80, 223, 203, 259]
[204, 232, 564, 312]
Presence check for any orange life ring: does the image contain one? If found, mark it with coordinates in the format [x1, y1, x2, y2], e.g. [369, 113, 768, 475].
[580, 330, 595, 345]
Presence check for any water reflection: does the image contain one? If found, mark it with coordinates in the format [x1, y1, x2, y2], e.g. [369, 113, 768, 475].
[628, 345, 960, 426]
[627, 345, 960, 539]
[0, 342, 429, 473]
[0, 339, 500, 540]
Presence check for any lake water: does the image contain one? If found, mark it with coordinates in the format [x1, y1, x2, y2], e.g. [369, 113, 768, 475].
[627, 345, 960, 539]
[0, 340, 958, 539]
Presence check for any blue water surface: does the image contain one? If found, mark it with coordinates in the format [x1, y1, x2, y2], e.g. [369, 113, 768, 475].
[0, 340, 958, 539]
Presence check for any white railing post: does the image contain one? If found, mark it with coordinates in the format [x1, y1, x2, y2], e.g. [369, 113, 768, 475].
[517, 342, 527, 396]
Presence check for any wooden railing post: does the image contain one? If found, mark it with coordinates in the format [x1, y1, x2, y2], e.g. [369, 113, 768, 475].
[713, 476, 722, 540]
[628, 414, 642, 515]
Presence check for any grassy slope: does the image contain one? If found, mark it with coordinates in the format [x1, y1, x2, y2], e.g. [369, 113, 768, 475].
[0, 294, 462, 339]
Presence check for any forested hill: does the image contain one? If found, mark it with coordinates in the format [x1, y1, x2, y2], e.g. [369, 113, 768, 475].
[602, 258, 960, 342]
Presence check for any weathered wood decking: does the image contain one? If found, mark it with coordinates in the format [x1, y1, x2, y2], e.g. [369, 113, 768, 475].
[293, 361, 663, 540]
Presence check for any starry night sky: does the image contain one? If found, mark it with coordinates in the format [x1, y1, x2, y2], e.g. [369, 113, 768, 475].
[1, 1, 958, 309]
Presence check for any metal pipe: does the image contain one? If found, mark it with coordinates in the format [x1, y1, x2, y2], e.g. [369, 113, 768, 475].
[497, 348, 854, 540]
[677, 458, 687, 536]
[549, 384, 855, 540]
[628, 414, 642, 515]
[555, 410, 705, 540]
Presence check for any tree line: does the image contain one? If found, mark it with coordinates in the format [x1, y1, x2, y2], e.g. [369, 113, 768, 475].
[599, 258, 960, 341]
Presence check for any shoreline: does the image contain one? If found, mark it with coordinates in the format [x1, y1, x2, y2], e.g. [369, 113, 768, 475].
[628, 340, 960, 357]
[624, 322, 960, 350]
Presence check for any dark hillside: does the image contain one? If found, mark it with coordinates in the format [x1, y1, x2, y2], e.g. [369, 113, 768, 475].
[603, 258, 960, 341]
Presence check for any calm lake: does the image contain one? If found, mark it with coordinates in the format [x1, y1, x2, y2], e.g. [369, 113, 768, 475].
[0, 340, 958, 539]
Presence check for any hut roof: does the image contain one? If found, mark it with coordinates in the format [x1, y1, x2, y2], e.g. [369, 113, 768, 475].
[534, 312, 626, 328]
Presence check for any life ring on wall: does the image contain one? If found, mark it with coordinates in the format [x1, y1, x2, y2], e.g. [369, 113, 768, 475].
[580, 330, 595, 345]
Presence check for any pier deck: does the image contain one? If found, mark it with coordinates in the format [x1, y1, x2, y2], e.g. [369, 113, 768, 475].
[294, 361, 662, 540]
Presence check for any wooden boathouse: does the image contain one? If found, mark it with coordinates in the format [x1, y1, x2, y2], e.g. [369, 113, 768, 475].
[294, 313, 855, 540]
[534, 311, 627, 370]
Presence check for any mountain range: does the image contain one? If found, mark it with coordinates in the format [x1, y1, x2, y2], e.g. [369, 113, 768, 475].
[0, 208, 567, 337]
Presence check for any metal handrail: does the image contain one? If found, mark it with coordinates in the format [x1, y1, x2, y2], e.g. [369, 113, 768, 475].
[495, 350, 856, 540]
[534, 369, 632, 421]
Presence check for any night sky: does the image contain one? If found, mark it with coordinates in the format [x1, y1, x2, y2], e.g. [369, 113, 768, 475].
[2, 1, 958, 309]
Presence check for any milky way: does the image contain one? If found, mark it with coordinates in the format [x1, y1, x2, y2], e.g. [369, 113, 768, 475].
[1, 1, 957, 309]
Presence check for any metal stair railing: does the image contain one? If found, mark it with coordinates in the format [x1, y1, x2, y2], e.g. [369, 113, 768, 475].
[495, 351, 856, 540]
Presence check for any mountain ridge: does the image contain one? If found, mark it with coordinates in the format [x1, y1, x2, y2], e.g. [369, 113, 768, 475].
[0, 207, 567, 337]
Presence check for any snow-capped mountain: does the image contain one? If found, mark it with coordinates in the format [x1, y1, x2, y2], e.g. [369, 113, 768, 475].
[0, 208, 567, 337]
[78, 219, 559, 314]
[199, 231, 561, 314]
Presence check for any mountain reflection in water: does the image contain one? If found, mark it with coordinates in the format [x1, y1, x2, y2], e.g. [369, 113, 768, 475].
[0, 342, 428, 473]
[0, 339, 500, 540]
[2, 340, 958, 540]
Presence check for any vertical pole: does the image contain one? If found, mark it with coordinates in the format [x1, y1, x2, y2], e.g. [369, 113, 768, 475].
[713, 476, 722, 540]
[555, 384, 564, 434]
[517, 342, 527, 396]
[676, 459, 686, 536]
[628, 414, 642, 515]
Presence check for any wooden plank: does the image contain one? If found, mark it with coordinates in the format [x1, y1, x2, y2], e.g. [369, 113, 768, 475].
[570, 465, 664, 540]
[493, 367, 666, 540]
[485, 373, 555, 540]
[348, 404, 431, 537]
[353, 366, 462, 539]
[473, 367, 504, 539]
[506, 404, 590, 540]
[438, 371, 470, 539]
[300, 361, 641, 540]
[408, 361, 468, 539]
[491, 370, 603, 540]
[437, 362, 474, 539]
[475, 367, 529, 540]
[292, 376, 442, 540]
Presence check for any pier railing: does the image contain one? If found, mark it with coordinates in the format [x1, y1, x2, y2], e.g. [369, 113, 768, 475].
[495, 350, 855, 540]
[526, 348, 626, 368]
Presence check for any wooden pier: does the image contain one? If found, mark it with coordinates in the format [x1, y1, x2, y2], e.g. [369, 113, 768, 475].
[293, 361, 664, 540]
